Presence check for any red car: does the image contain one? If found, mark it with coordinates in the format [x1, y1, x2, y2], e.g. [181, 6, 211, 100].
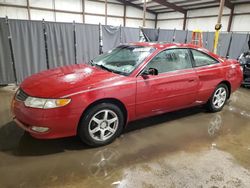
[12, 42, 242, 146]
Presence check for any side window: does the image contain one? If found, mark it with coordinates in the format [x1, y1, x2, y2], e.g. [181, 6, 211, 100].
[191, 49, 218, 67]
[146, 49, 193, 74]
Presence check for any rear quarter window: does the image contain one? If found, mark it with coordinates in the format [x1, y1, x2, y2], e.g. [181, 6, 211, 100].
[191, 49, 218, 67]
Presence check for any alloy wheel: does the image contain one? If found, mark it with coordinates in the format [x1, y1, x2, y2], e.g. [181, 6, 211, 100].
[88, 109, 119, 142]
[212, 87, 227, 109]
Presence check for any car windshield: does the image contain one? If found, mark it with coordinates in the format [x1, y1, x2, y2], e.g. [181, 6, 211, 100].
[90, 45, 155, 76]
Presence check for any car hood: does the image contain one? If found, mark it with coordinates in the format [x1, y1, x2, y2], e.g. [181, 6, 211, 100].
[20, 64, 122, 98]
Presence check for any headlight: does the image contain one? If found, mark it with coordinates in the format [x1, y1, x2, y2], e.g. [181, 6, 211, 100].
[24, 97, 71, 109]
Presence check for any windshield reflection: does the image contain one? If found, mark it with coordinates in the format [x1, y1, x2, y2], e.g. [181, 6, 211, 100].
[90, 45, 155, 76]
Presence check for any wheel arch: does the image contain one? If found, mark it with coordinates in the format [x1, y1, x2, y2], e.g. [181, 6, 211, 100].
[218, 80, 231, 99]
[77, 98, 128, 132]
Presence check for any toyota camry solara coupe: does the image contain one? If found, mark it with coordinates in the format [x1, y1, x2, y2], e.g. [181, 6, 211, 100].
[12, 42, 242, 146]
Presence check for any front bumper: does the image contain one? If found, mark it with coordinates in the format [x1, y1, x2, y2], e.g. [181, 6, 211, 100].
[12, 99, 81, 139]
[13, 117, 49, 134]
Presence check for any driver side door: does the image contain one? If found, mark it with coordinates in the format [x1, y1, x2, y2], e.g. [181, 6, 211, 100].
[136, 48, 199, 119]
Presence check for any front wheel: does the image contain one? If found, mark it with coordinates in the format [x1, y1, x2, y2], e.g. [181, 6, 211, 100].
[206, 84, 229, 112]
[78, 103, 124, 147]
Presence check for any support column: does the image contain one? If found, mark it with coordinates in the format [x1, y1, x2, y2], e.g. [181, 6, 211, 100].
[123, 2, 126, 27]
[227, 6, 234, 32]
[217, 0, 225, 24]
[53, 0, 56, 22]
[143, 0, 146, 27]
[213, 0, 225, 54]
[27, 0, 31, 20]
[155, 13, 158, 29]
[183, 12, 187, 30]
[82, 0, 85, 23]
[105, 0, 107, 25]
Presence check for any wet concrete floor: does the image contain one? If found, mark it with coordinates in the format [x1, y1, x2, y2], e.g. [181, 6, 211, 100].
[0, 85, 250, 188]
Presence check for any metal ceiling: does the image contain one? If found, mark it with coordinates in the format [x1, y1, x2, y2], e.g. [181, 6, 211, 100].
[119, 0, 250, 14]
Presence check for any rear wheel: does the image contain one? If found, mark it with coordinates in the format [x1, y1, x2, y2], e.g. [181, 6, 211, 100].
[206, 84, 229, 112]
[78, 103, 124, 147]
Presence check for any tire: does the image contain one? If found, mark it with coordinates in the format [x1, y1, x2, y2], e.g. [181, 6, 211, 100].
[78, 103, 124, 147]
[206, 83, 229, 112]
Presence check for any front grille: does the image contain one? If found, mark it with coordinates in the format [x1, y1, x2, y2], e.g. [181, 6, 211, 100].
[15, 89, 29, 101]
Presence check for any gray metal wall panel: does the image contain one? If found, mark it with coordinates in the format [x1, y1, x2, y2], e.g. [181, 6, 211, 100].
[45, 22, 75, 68]
[174, 30, 187, 43]
[158, 29, 174, 42]
[102, 25, 121, 53]
[229, 33, 249, 59]
[141, 28, 159, 41]
[121, 27, 140, 43]
[217, 33, 232, 57]
[202, 32, 208, 48]
[186, 31, 193, 44]
[9, 20, 47, 82]
[0, 18, 14, 84]
[203, 32, 215, 52]
[75, 23, 99, 63]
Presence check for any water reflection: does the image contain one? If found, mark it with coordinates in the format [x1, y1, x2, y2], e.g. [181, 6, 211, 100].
[88, 148, 120, 179]
[208, 114, 222, 137]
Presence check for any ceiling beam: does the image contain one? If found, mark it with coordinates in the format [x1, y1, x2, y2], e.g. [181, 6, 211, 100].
[115, 0, 156, 14]
[181, 1, 219, 8]
[136, 1, 158, 6]
[153, 7, 172, 12]
[156, 0, 243, 13]
[147, 4, 164, 9]
[152, 0, 186, 14]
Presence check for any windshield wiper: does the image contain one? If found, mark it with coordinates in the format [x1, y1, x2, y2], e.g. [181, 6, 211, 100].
[88, 60, 94, 66]
[95, 64, 113, 72]
[95, 64, 125, 75]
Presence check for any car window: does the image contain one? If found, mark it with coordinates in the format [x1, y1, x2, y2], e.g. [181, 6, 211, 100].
[146, 49, 193, 74]
[191, 49, 218, 67]
[92, 45, 155, 76]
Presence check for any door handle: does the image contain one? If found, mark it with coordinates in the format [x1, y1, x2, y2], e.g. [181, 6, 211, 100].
[188, 79, 195, 82]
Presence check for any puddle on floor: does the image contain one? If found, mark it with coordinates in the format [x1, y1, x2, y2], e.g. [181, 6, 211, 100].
[0, 86, 250, 188]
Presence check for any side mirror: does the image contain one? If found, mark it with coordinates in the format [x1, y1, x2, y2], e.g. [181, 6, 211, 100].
[142, 68, 158, 76]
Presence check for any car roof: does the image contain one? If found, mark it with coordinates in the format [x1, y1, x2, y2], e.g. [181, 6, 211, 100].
[125, 42, 222, 61]
[128, 42, 209, 52]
